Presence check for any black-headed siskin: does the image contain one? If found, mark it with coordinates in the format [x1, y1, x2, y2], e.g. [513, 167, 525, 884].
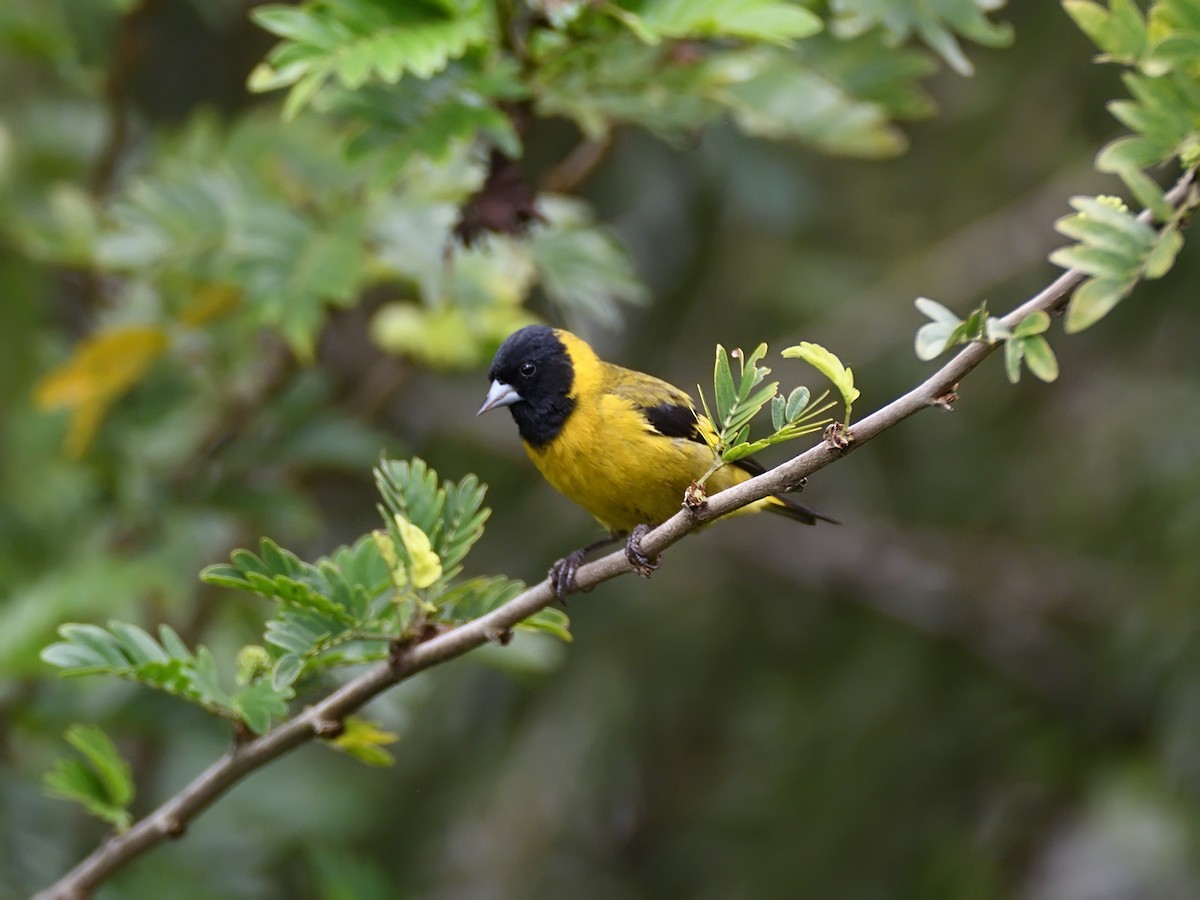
[479, 325, 834, 594]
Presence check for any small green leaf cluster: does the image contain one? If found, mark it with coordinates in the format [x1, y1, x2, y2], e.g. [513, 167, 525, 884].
[41, 621, 292, 734]
[696, 340, 859, 482]
[1054, 0, 1200, 332]
[43, 726, 134, 831]
[247, 0, 1007, 166]
[830, 0, 1014, 76]
[781, 342, 861, 425]
[248, 0, 496, 121]
[9, 0, 1017, 465]
[914, 298, 1059, 384]
[994, 312, 1060, 384]
[329, 717, 401, 768]
[200, 459, 570, 694]
[40, 459, 568, 823]
[1051, 194, 1187, 332]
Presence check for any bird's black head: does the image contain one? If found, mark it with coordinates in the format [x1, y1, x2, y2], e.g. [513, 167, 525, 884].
[478, 325, 576, 448]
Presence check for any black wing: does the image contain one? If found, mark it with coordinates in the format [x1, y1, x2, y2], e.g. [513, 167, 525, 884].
[635, 390, 837, 524]
[640, 399, 765, 482]
[642, 401, 703, 442]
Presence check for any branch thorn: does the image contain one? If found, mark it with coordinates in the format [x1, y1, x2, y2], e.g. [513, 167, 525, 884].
[931, 385, 959, 411]
[824, 422, 854, 450]
[312, 717, 344, 739]
[162, 817, 186, 839]
[683, 481, 708, 514]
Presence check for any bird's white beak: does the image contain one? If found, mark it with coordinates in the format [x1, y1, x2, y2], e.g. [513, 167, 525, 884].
[477, 379, 522, 415]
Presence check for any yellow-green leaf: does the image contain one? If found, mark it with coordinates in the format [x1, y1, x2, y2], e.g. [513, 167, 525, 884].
[329, 717, 400, 767]
[372, 530, 407, 589]
[1064, 277, 1132, 333]
[781, 341, 860, 422]
[1144, 224, 1183, 279]
[1022, 335, 1059, 383]
[394, 515, 442, 589]
[33, 325, 169, 456]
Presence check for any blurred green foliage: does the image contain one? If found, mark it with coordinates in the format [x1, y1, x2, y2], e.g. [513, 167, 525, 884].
[3, 0, 1200, 897]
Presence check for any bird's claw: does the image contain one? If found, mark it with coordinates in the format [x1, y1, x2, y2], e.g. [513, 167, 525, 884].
[549, 548, 590, 601]
[625, 524, 661, 577]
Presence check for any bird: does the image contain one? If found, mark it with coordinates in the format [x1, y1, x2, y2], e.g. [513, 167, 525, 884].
[478, 325, 835, 596]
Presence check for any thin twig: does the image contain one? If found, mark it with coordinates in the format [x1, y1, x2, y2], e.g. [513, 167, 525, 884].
[92, 0, 160, 197]
[540, 137, 614, 194]
[33, 171, 1195, 900]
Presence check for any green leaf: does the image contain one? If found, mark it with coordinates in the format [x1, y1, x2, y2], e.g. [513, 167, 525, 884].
[67, 724, 134, 808]
[1048, 244, 1141, 281]
[1064, 0, 1146, 61]
[771, 394, 786, 431]
[42, 620, 293, 729]
[623, 0, 822, 45]
[915, 296, 962, 327]
[202, 537, 382, 626]
[714, 47, 906, 158]
[329, 717, 400, 767]
[1021, 335, 1060, 382]
[524, 607, 573, 642]
[339, 67, 525, 176]
[985, 317, 1013, 342]
[438, 474, 491, 576]
[1012, 311, 1051, 338]
[43, 725, 134, 830]
[785, 386, 811, 423]
[531, 33, 723, 140]
[233, 680, 293, 735]
[56, 623, 128, 668]
[249, 1, 493, 117]
[949, 301, 990, 346]
[437, 576, 571, 640]
[1119, 168, 1175, 222]
[1144, 33, 1200, 76]
[1003, 336, 1023, 384]
[393, 514, 443, 589]
[272, 653, 305, 690]
[1064, 277, 1133, 333]
[831, 0, 1013, 75]
[714, 345, 736, 422]
[915, 322, 954, 360]
[529, 198, 649, 328]
[1144, 224, 1184, 278]
[782, 341, 860, 423]
[1068, 196, 1156, 242]
[1095, 136, 1168, 171]
[1055, 209, 1155, 255]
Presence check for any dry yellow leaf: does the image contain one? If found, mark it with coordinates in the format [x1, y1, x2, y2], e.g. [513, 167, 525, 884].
[34, 325, 169, 456]
[393, 514, 442, 589]
[178, 283, 240, 327]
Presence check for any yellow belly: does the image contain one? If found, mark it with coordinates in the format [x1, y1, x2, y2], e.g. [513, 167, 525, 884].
[524, 392, 759, 533]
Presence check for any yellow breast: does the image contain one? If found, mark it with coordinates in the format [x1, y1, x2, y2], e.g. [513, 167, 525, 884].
[523, 333, 759, 532]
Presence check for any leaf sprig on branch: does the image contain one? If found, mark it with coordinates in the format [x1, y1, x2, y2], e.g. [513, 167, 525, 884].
[694, 340, 859, 487]
[40, 457, 570, 828]
[914, 298, 1060, 384]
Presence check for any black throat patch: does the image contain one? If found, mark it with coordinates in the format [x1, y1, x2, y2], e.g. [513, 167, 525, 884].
[510, 392, 577, 449]
[488, 325, 578, 449]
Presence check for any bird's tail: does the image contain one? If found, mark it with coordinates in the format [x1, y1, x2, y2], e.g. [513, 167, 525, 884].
[765, 494, 839, 526]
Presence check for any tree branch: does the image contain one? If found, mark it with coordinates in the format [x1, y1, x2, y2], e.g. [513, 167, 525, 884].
[34, 170, 1195, 900]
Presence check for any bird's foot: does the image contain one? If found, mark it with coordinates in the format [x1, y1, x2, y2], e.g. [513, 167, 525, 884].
[625, 524, 661, 578]
[549, 548, 590, 602]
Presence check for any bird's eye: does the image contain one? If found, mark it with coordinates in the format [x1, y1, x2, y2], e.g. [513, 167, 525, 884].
[519, 361, 536, 378]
